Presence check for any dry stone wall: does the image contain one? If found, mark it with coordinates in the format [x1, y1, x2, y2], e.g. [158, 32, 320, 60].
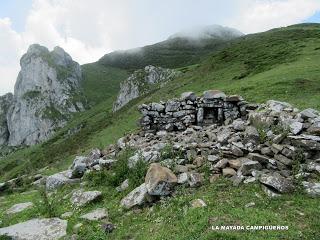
[139, 90, 249, 132]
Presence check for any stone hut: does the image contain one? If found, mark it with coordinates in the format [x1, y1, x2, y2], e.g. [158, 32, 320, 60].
[138, 90, 248, 132]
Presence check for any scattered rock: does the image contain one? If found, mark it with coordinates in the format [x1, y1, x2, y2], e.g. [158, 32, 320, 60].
[177, 173, 189, 184]
[188, 173, 203, 187]
[6, 202, 33, 214]
[120, 183, 153, 209]
[60, 212, 73, 219]
[239, 160, 262, 176]
[203, 90, 226, 100]
[71, 190, 102, 207]
[80, 208, 108, 221]
[261, 185, 281, 198]
[191, 199, 207, 208]
[46, 171, 80, 191]
[302, 181, 320, 197]
[0, 218, 67, 240]
[145, 163, 177, 196]
[245, 202, 255, 208]
[289, 121, 303, 135]
[116, 179, 129, 192]
[244, 126, 260, 144]
[181, 92, 197, 101]
[228, 159, 242, 170]
[300, 108, 319, 119]
[259, 173, 294, 193]
[222, 168, 237, 177]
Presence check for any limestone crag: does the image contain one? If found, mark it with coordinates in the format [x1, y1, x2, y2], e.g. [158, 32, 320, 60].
[0, 93, 13, 145]
[3, 44, 86, 146]
[113, 65, 180, 112]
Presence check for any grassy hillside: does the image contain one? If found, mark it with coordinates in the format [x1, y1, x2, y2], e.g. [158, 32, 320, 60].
[1, 23, 320, 240]
[81, 63, 129, 105]
[98, 36, 238, 71]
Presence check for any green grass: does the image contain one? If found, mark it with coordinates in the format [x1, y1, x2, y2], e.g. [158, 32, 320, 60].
[81, 63, 128, 105]
[1, 178, 319, 240]
[98, 36, 237, 71]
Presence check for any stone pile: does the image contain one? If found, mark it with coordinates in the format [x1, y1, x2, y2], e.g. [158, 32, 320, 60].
[116, 95, 320, 207]
[138, 90, 248, 132]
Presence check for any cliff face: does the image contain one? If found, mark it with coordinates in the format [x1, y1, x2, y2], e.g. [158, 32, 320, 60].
[0, 93, 13, 145]
[4, 44, 86, 146]
[113, 65, 180, 112]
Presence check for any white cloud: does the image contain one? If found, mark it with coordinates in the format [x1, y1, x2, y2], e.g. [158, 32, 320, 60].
[229, 0, 320, 33]
[0, 18, 23, 95]
[0, 0, 320, 95]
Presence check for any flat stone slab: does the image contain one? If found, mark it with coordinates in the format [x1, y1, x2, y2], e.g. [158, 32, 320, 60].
[70, 190, 102, 207]
[80, 208, 108, 221]
[0, 218, 67, 240]
[6, 202, 33, 214]
[46, 170, 80, 191]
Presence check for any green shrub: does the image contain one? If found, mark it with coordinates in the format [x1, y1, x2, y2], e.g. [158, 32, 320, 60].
[86, 148, 148, 190]
[37, 187, 58, 217]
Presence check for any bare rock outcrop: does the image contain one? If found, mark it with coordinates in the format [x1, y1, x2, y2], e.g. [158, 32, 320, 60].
[5, 44, 86, 146]
[113, 65, 180, 112]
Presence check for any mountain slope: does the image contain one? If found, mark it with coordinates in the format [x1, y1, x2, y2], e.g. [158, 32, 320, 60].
[1, 23, 320, 181]
[98, 25, 243, 71]
[1, 23, 320, 240]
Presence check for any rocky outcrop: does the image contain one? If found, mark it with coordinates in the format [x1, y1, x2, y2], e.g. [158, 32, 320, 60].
[113, 65, 180, 112]
[0, 93, 13, 145]
[4, 44, 86, 146]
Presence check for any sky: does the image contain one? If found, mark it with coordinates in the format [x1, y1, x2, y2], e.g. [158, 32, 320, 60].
[0, 0, 320, 95]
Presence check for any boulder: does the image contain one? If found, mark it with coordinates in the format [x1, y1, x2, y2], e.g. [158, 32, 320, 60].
[259, 173, 294, 193]
[307, 122, 320, 136]
[274, 154, 292, 166]
[300, 108, 319, 119]
[60, 212, 73, 219]
[120, 183, 153, 209]
[222, 168, 237, 177]
[0, 218, 67, 240]
[6, 202, 33, 214]
[165, 100, 181, 112]
[289, 121, 303, 135]
[80, 208, 108, 221]
[266, 100, 292, 112]
[232, 119, 246, 131]
[181, 92, 197, 101]
[217, 128, 232, 143]
[261, 185, 281, 198]
[213, 159, 229, 169]
[239, 160, 262, 176]
[244, 126, 260, 144]
[145, 163, 177, 196]
[203, 90, 226, 100]
[71, 190, 102, 207]
[188, 172, 203, 187]
[191, 199, 207, 208]
[177, 173, 189, 184]
[71, 162, 87, 178]
[228, 159, 242, 170]
[46, 171, 80, 191]
[248, 153, 273, 165]
[116, 179, 129, 192]
[302, 181, 320, 197]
